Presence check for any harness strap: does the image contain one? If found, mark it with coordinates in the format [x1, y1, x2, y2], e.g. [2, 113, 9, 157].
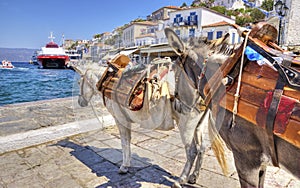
[266, 77, 284, 167]
[203, 44, 244, 106]
[232, 31, 250, 127]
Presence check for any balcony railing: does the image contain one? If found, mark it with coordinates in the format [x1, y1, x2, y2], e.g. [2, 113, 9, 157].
[173, 19, 198, 27]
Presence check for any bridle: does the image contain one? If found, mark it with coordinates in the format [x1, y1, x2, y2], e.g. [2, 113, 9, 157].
[174, 49, 207, 113]
[79, 69, 98, 102]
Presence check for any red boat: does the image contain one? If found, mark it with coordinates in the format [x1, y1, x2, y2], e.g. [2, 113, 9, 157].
[37, 32, 69, 69]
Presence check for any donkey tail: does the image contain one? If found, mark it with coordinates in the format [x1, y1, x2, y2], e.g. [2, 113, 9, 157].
[208, 112, 229, 176]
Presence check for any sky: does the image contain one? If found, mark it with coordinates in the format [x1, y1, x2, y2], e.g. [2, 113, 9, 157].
[0, 0, 194, 49]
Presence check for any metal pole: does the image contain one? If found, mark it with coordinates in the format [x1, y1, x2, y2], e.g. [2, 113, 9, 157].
[278, 17, 282, 45]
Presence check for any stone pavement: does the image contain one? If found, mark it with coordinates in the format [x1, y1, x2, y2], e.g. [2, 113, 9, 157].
[0, 98, 300, 187]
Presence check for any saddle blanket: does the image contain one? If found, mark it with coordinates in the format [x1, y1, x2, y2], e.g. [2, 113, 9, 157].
[219, 61, 300, 149]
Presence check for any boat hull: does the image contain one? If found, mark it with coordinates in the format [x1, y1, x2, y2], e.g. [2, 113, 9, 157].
[0, 65, 14, 69]
[37, 55, 69, 69]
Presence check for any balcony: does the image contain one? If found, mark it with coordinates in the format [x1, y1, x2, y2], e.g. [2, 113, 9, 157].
[173, 19, 198, 27]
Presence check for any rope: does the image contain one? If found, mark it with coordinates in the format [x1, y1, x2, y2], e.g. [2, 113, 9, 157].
[232, 30, 251, 127]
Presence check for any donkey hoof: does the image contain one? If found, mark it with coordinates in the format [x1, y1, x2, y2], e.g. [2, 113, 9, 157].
[188, 174, 197, 184]
[171, 181, 182, 188]
[118, 166, 128, 174]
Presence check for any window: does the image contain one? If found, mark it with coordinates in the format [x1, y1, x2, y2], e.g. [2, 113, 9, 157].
[232, 33, 236, 44]
[208, 32, 213, 40]
[189, 28, 195, 37]
[188, 12, 198, 25]
[174, 14, 183, 24]
[216, 31, 223, 39]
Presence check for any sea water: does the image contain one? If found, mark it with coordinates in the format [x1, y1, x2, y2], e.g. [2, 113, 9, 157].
[0, 62, 78, 106]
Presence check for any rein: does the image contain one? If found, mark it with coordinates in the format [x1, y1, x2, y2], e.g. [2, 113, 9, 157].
[79, 69, 98, 101]
[175, 51, 207, 113]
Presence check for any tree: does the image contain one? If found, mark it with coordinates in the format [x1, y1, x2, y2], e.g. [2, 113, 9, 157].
[236, 15, 253, 26]
[250, 8, 266, 22]
[93, 34, 102, 39]
[211, 6, 227, 15]
[181, 2, 187, 8]
[261, 0, 274, 11]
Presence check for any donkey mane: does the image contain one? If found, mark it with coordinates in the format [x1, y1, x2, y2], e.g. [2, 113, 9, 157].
[187, 34, 240, 66]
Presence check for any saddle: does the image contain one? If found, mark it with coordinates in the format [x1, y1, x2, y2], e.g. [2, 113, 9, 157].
[203, 22, 300, 166]
[97, 55, 171, 111]
[97, 54, 146, 110]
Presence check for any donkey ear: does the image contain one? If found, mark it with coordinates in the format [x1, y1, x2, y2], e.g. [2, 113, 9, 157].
[164, 28, 185, 55]
[209, 33, 230, 48]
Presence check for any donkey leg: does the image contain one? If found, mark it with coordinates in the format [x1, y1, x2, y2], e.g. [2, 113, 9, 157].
[116, 122, 132, 174]
[175, 112, 200, 186]
[188, 123, 205, 184]
[233, 150, 264, 188]
[258, 165, 267, 187]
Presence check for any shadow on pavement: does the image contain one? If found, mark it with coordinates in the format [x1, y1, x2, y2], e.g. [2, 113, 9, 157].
[54, 139, 176, 187]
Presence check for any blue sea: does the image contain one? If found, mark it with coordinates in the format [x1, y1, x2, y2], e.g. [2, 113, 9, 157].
[0, 62, 79, 106]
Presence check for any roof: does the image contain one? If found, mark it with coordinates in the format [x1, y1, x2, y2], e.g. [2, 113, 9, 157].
[132, 21, 157, 26]
[152, 6, 182, 14]
[164, 6, 182, 10]
[202, 21, 232, 28]
[123, 21, 157, 30]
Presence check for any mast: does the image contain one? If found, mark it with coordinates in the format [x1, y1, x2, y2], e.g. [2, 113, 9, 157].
[48, 32, 55, 42]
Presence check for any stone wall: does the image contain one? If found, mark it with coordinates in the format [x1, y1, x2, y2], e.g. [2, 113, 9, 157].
[285, 0, 300, 48]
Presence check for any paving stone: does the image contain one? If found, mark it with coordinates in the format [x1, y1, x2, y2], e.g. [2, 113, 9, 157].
[96, 175, 141, 188]
[6, 175, 44, 188]
[196, 168, 240, 188]
[160, 133, 184, 147]
[137, 138, 179, 155]
[164, 147, 186, 163]
[18, 147, 49, 167]
[0, 151, 23, 165]
[96, 148, 123, 164]
[131, 146, 169, 165]
[60, 161, 100, 185]
[45, 175, 82, 188]
[91, 161, 132, 183]
[84, 176, 110, 188]
[155, 158, 185, 177]
[288, 179, 300, 188]
[265, 167, 293, 187]
[37, 162, 65, 181]
[101, 138, 122, 150]
[83, 140, 111, 153]
[69, 148, 105, 167]
[135, 165, 174, 185]
[0, 161, 30, 184]
[140, 130, 169, 139]
[130, 131, 152, 145]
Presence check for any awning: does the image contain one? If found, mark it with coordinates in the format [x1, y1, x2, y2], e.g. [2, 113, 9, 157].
[119, 49, 138, 56]
[102, 53, 116, 60]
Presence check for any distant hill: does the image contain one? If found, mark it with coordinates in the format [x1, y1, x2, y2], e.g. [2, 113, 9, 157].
[0, 48, 38, 62]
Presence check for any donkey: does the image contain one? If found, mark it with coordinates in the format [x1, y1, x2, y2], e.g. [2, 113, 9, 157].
[165, 28, 300, 187]
[72, 58, 207, 187]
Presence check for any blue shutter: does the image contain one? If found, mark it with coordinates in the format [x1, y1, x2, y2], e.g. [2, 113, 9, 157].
[216, 31, 223, 39]
[232, 33, 236, 44]
[208, 32, 213, 40]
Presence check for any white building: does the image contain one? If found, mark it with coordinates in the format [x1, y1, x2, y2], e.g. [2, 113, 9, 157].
[213, 0, 264, 9]
[122, 21, 158, 47]
[167, 7, 235, 40]
[202, 21, 242, 44]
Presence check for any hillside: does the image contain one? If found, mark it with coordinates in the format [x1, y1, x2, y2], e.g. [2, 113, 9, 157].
[0, 48, 38, 62]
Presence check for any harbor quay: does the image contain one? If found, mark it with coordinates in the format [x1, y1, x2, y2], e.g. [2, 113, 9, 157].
[0, 97, 299, 187]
